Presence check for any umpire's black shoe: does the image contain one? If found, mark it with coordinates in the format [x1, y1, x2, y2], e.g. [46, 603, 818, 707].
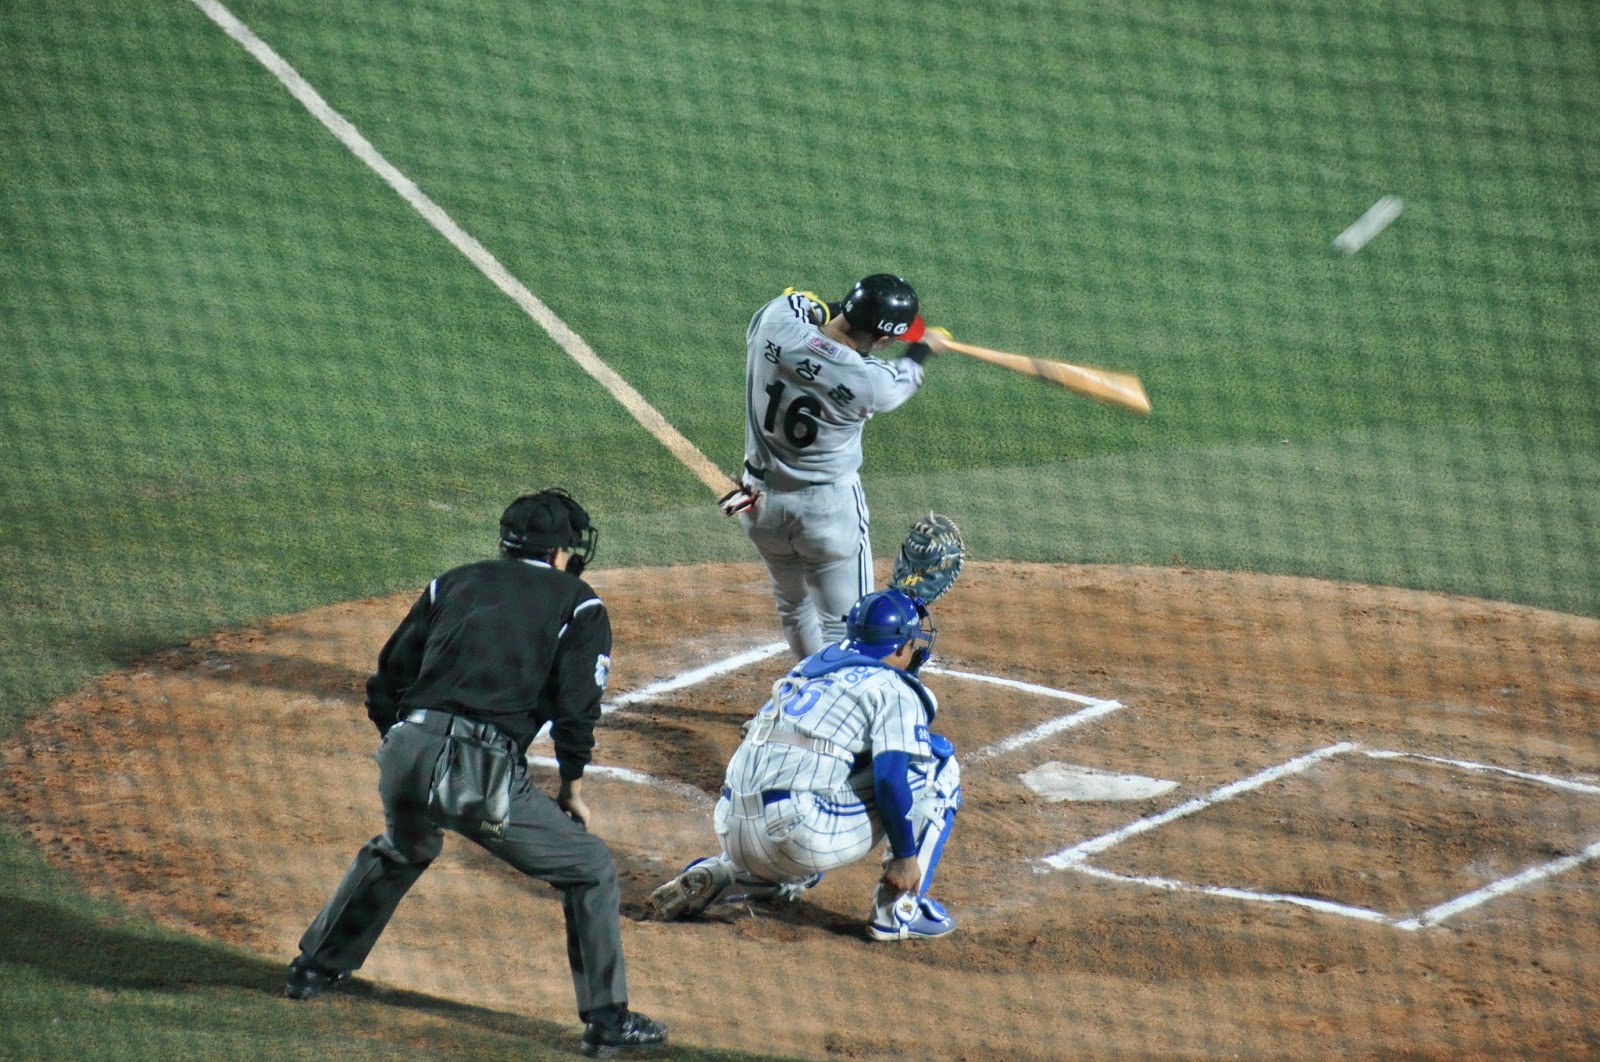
[579, 1009, 668, 1057]
[284, 957, 351, 1000]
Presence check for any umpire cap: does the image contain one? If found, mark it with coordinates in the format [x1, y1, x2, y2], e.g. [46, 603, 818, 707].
[499, 488, 597, 567]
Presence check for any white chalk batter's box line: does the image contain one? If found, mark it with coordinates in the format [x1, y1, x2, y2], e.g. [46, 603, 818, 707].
[1042, 742, 1600, 932]
[588, 640, 1124, 759]
[532, 641, 1126, 775]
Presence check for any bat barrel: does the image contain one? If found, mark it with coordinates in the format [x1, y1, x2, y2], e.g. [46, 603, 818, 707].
[941, 338, 1150, 414]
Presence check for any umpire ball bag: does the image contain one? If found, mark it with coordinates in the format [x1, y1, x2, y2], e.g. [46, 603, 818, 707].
[427, 727, 515, 838]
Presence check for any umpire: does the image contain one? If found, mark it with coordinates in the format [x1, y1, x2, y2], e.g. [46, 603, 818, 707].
[284, 488, 667, 1057]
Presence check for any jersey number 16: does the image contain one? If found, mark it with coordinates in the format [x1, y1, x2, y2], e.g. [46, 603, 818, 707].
[762, 381, 821, 449]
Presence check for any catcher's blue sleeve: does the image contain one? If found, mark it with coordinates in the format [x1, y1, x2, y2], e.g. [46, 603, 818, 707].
[872, 750, 918, 857]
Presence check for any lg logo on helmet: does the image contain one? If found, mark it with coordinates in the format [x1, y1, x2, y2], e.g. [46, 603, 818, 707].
[877, 320, 911, 336]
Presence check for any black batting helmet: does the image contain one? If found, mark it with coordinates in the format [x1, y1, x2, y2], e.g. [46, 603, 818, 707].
[499, 488, 598, 574]
[841, 274, 924, 341]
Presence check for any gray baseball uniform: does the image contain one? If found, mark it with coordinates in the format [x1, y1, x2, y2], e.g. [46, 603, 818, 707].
[740, 291, 925, 658]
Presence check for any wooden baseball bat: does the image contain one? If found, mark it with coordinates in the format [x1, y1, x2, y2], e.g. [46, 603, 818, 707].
[939, 337, 1151, 415]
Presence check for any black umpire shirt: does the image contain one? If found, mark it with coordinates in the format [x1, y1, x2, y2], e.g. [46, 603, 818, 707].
[364, 557, 612, 781]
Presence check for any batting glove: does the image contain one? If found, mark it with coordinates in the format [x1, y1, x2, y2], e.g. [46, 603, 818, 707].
[718, 484, 760, 517]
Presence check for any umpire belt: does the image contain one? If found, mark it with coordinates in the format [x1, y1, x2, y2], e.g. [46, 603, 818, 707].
[403, 708, 514, 748]
[720, 784, 795, 816]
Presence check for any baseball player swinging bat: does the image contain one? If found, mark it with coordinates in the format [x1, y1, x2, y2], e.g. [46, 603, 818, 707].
[933, 335, 1151, 415]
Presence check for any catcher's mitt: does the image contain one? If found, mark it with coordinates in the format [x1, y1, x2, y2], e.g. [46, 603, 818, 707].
[889, 513, 966, 605]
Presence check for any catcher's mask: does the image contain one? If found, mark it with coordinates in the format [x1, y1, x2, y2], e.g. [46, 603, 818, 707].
[841, 273, 925, 343]
[498, 488, 598, 575]
[843, 588, 936, 674]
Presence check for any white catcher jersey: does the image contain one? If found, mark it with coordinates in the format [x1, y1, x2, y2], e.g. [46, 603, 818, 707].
[743, 292, 923, 490]
[724, 655, 937, 800]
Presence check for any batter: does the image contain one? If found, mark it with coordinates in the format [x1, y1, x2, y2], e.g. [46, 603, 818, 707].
[721, 275, 948, 659]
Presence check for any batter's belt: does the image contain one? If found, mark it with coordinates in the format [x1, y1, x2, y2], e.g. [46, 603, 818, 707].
[743, 460, 834, 495]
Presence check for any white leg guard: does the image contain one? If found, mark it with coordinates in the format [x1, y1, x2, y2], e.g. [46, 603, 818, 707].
[907, 750, 961, 897]
[867, 751, 961, 941]
[651, 854, 821, 921]
[650, 855, 738, 921]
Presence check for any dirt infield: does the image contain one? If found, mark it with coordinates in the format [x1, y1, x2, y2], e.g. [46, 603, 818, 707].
[6, 561, 1600, 1059]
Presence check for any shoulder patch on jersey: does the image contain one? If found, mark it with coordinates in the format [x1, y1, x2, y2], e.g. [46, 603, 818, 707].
[807, 335, 843, 359]
[595, 653, 611, 690]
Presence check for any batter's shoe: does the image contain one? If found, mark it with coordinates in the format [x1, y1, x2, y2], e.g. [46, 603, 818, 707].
[283, 957, 351, 1000]
[650, 856, 735, 920]
[867, 894, 957, 941]
[580, 1009, 668, 1057]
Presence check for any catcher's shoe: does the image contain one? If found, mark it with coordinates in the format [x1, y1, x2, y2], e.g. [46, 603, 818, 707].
[768, 872, 824, 903]
[867, 894, 956, 941]
[580, 1008, 668, 1057]
[650, 857, 736, 920]
[283, 957, 351, 1000]
[653, 859, 817, 919]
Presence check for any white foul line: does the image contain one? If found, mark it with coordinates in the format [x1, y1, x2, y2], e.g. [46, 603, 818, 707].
[189, 0, 732, 496]
[531, 640, 788, 743]
[922, 665, 1111, 706]
[918, 665, 1126, 760]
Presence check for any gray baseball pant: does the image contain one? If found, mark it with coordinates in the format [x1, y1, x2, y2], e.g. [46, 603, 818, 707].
[740, 474, 873, 659]
[295, 711, 628, 1021]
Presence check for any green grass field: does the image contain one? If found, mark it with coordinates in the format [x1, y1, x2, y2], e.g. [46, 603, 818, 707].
[2, 0, 1596, 1056]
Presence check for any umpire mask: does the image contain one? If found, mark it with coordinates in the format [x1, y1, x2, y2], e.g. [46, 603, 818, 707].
[499, 488, 598, 575]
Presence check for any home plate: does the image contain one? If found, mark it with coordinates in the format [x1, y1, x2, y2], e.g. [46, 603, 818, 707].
[1020, 762, 1179, 802]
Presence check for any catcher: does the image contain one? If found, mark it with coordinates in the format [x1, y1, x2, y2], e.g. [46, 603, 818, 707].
[719, 276, 955, 659]
[651, 587, 963, 940]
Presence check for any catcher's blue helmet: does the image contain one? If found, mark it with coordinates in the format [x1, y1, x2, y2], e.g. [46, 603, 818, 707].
[843, 588, 936, 672]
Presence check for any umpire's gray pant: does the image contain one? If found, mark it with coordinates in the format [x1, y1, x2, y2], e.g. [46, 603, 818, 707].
[296, 711, 628, 1020]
